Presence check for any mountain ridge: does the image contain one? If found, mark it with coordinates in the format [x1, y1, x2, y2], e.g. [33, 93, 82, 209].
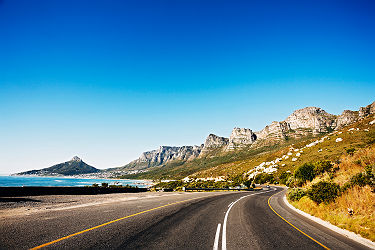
[114, 101, 375, 175]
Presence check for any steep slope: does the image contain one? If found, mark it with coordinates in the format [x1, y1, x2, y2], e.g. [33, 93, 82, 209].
[16, 156, 100, 176]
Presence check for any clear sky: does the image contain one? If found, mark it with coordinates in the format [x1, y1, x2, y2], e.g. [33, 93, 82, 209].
[1, 0, 374, 174]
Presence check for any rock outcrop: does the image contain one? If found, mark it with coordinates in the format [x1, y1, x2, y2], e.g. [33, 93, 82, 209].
[336, 110, 359, 129]
[256, 121, 289, 141]
[121, 145, 204, 171]
[255, 107, 337, 143]
[71, 156, 82, 162]
[227, 128, 257, 150]
[284, 107, 337, 134]
[139, 145, 203, 164]
[202, 134, 229, 150]
[359, 101, 375, 118]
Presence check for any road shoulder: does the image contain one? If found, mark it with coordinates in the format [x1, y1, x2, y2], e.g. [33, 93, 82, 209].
[282, 193, 375, 249]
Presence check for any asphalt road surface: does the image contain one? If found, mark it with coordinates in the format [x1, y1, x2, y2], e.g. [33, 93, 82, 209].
[0, 187, 371, 249]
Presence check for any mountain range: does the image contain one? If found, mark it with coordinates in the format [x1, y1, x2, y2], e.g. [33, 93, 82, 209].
[110, 101, 374, 174]
[15, 101, 375, 178]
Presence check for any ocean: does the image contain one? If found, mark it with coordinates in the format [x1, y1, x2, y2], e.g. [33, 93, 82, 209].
[0, 176, 152, 188]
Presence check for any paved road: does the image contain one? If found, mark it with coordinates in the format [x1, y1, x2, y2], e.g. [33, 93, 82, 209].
[0, 187, 371, 249]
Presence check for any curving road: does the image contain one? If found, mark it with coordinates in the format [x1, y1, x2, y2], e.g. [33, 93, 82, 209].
[0, 187, 370, 249]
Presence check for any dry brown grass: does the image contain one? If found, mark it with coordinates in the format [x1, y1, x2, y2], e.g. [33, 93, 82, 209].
[334, 146, 375, 186]
[291, 186, 375, 241]
[290, 145, 375, 241]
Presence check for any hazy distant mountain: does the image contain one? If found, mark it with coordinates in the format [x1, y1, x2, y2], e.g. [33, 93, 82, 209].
[16, 156, 100, 176]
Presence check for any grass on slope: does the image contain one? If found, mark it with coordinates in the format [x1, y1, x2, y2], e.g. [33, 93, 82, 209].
[289, 145, 375, 241]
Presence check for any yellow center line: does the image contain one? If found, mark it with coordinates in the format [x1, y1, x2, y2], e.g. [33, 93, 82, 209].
[30, 195, 206, 250]
[268, 191, 330, 250]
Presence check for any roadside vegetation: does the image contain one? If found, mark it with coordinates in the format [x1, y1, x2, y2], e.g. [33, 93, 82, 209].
[153, 175, 255, 191]
[90, 183, 139, 188]
[287, 146, 375, 241]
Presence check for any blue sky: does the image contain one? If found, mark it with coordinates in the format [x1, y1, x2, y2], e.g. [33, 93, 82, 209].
[1, 0, 374, 174]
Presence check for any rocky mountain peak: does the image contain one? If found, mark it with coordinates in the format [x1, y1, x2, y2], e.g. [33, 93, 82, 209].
[202, 134, 229, 150]
[256, 121, 289, 141]
[336, 110, 359, 129]
[227, 128, 256, 150]
[359, 101, 375, 118]
[284, 106, 336, 134]
[71, 156, 82, 162]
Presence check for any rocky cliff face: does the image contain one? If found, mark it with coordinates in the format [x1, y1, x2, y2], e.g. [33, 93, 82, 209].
[256, 121, 289, 141]
[336, 110, 359, 129]
[202, 134, 229, 150]
[284, 107, 337, 134]
[255, 107, 336, 144]
[227, 128, 257, 150]
[122, 145, 204, 171]
[359, 101, 375, 118]
[140, 145, 203, 163]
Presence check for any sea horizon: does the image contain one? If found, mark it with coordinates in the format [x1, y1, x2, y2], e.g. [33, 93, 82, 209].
[0, 175, 153, 188]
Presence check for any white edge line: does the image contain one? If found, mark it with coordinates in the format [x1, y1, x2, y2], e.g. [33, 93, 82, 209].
[222, 189, 274, 250]
[213, 223, 221, 250]
[283, 195, 375, 249]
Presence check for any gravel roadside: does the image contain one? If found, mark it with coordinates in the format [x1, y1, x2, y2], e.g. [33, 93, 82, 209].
[0, 192, 185, 219]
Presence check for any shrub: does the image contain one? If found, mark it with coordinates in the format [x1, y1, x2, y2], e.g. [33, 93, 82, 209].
[286, 176, 295, 187]
[350, 173, 369, 187]
[313, 161, 333, 175]
[254, 173, 274, 184]
[366, 131, 375, 144]
[279, 171, 292, 185]
[101, 182, 109, 188]
[228, 174, 245, 186]
[307, 181, 340, 204]
[243, 179, 252, 188]
[342, 166, 375, 192]
[287, 188, 306, 201]
[294, 163, 316, 185]
[365, 164, 374, 177]
[345, 148, 355, 156]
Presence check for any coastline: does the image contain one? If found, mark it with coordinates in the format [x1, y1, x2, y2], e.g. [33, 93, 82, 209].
[0, 175, 154, 188]
[10, 174, 154, 182]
